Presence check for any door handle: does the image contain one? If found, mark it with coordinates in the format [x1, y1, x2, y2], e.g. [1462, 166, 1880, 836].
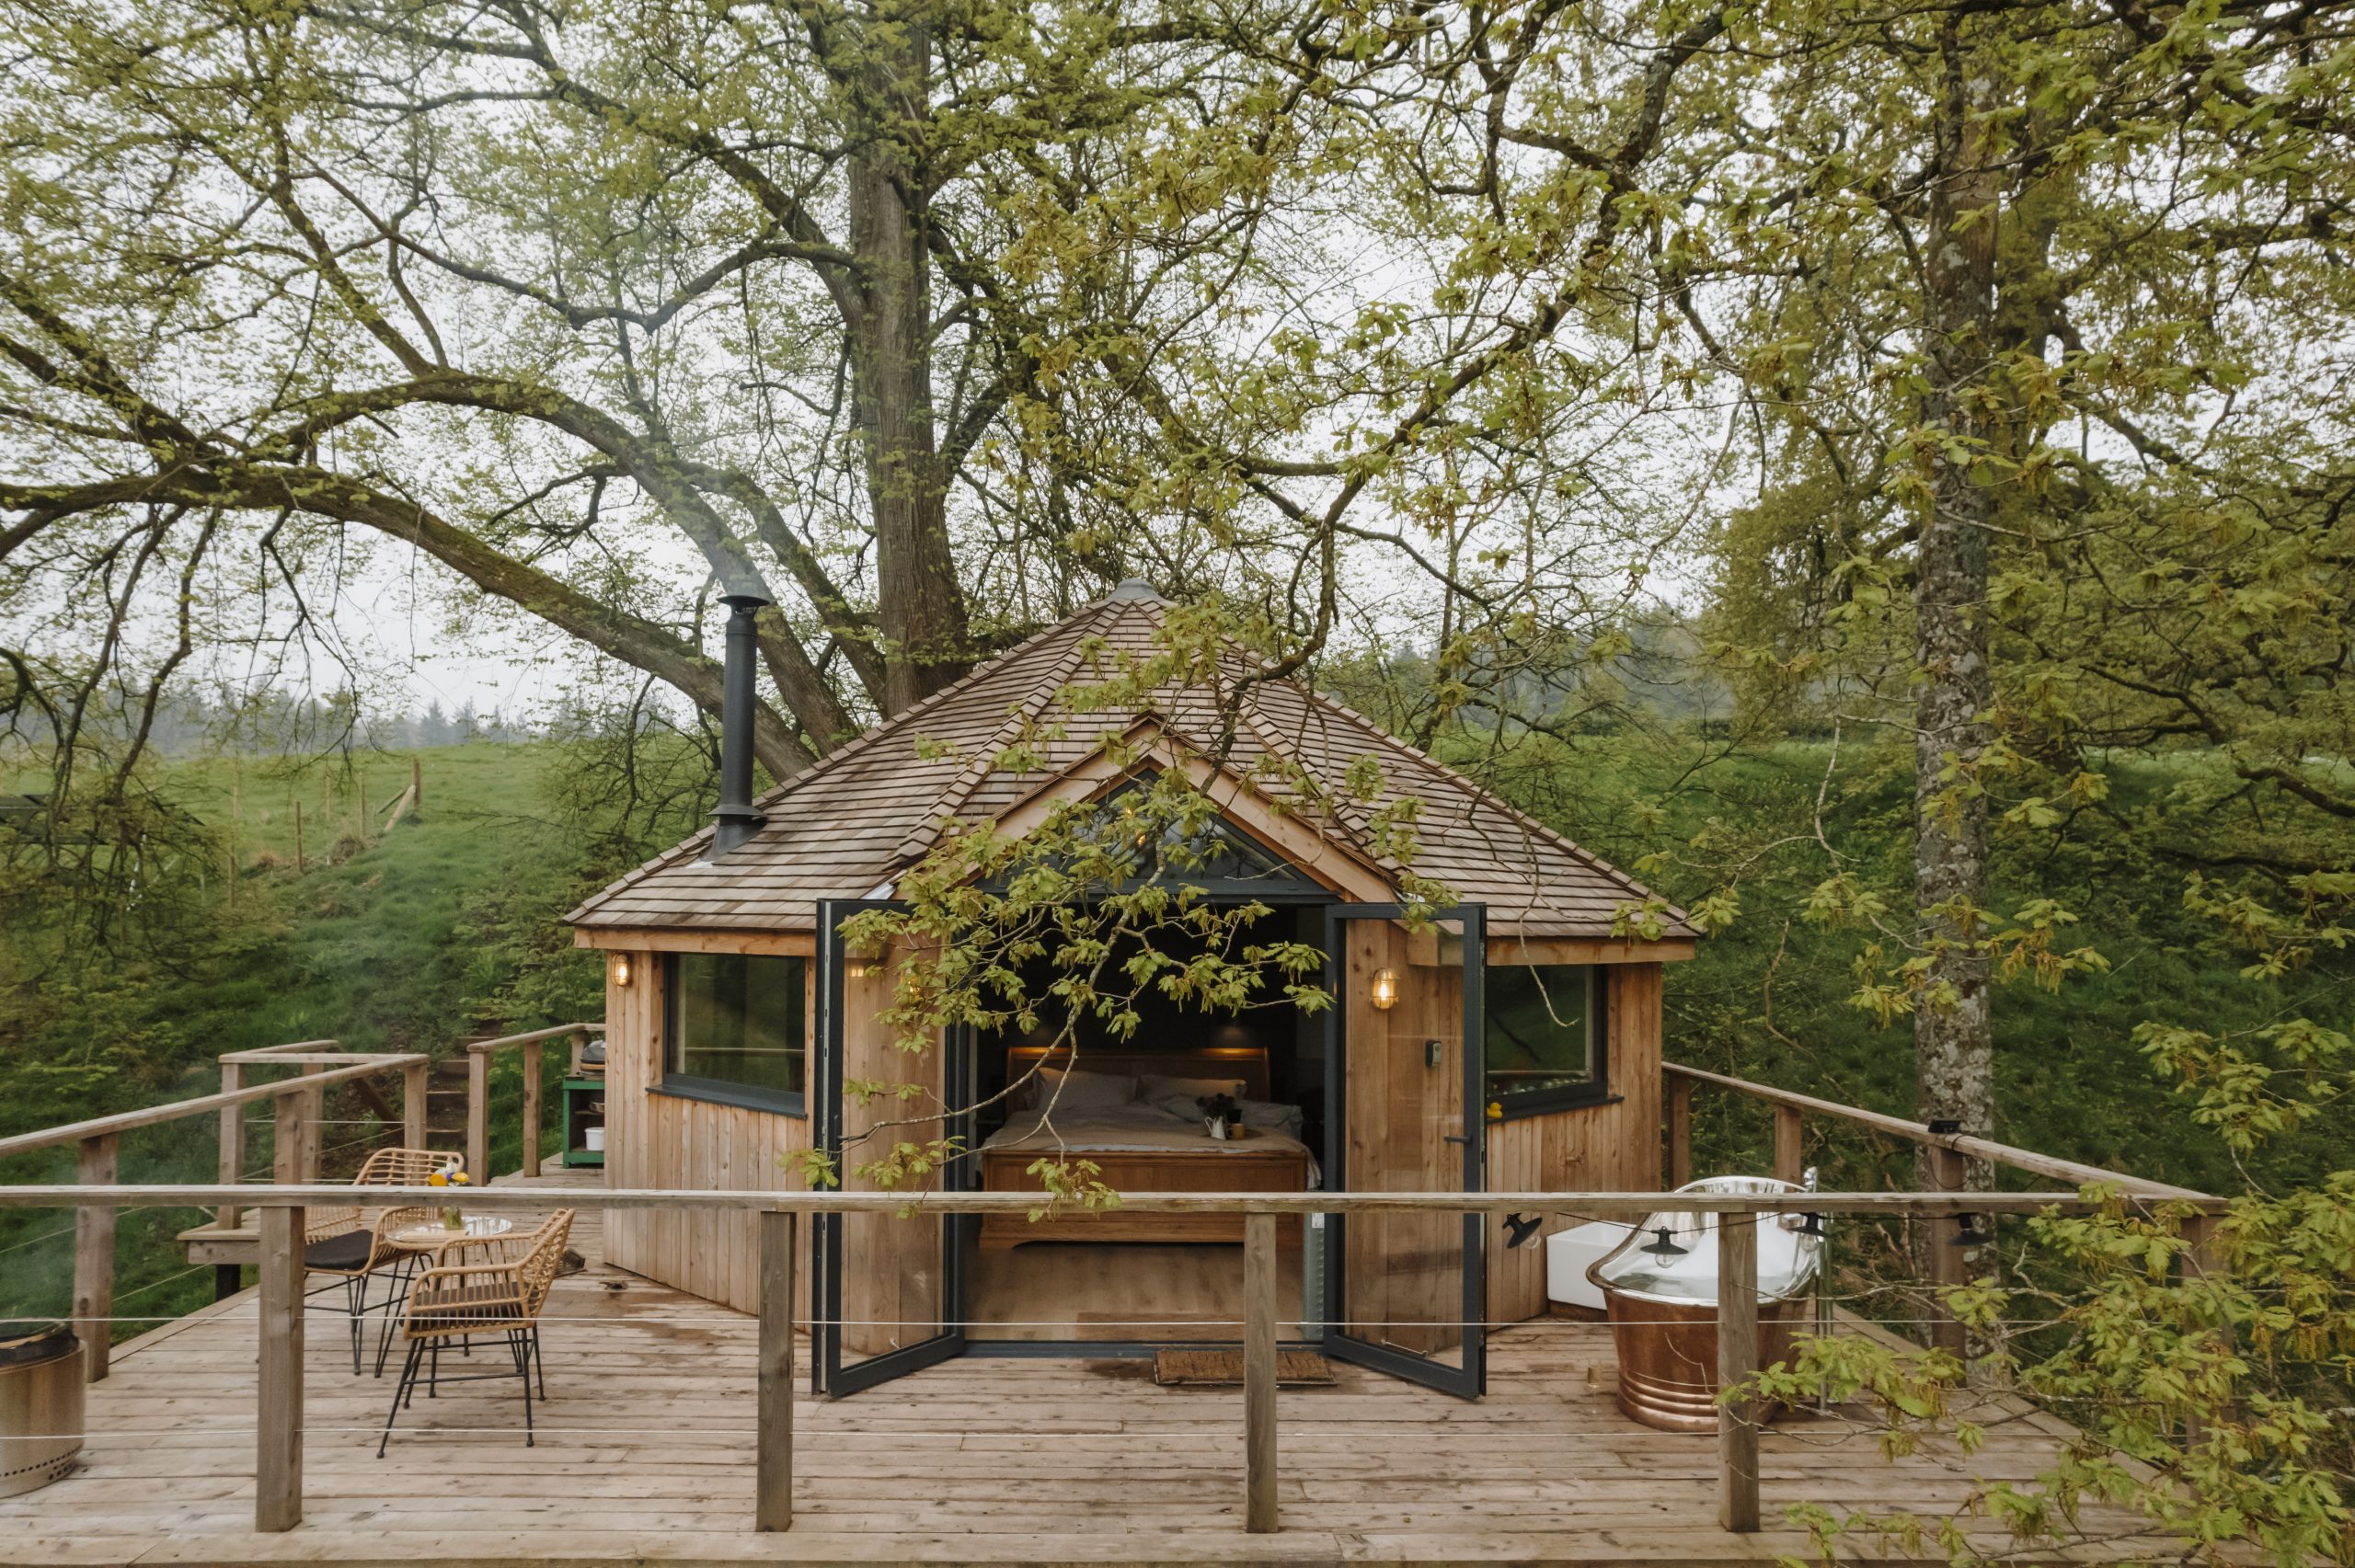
[1442, 1133, 1470, 1146]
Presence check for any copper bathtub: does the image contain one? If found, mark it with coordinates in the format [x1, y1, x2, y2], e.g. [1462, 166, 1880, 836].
[1586, 1175, 1824, 1434]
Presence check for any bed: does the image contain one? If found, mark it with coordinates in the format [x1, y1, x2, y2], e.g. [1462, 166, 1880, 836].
[977, 1046, 1313, 1249]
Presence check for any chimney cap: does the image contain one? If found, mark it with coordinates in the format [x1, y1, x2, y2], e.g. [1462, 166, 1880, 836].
[1107, 578, 1168, 603]
[718, 589, 774, 612]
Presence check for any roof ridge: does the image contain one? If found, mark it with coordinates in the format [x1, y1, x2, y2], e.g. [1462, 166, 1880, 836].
[1297, 688, 1689, 923]
[891, 601, 1143, 862]
[566, 600, 1127, 923]
[749, 597, 1121, 811]
[1228, 698, 1399, 872]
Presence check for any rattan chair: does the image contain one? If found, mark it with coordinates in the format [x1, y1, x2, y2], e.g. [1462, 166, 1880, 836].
[304, 1148, 461, 1375]
[377, 1209, 576, 1456]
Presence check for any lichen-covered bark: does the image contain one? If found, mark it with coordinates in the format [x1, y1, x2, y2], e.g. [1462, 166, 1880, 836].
[1914, 20, 1999, 1185]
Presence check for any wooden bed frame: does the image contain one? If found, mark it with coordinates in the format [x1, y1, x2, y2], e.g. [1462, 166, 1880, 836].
[979, 1045, 1310, 1250]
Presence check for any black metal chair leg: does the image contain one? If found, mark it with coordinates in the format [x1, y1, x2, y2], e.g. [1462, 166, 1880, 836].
[379, 1339, 422, 1458]
[513, 1328, 534, 1448]
[533, 1325, 546, 1400]
[373, 1253, 412, 1377]
[346, 1271, 369, 1365]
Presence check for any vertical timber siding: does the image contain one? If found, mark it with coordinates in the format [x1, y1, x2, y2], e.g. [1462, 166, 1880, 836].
[603, 956, 815, 1319]
[1484, 962, 1664, 1323]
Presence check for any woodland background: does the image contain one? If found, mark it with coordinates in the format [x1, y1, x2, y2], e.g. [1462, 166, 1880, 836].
[1, 0, 2350, 1557]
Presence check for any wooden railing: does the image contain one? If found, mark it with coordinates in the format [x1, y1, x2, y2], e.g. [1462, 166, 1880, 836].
[461, 1023, 601, 1185]
[0, 1182, 2221, 1541]
[213, 1042, 433, 1230]
[1662, 1060, 2216, 1352]
[0, 1053, 425, 1379]
[0, 1024, 597, 1385]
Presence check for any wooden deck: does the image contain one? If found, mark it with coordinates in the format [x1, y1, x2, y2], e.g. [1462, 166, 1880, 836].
[4, 1170, 2165, 1566]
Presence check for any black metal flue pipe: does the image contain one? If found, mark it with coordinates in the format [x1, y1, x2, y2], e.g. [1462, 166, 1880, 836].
[707, 590, 772, 860]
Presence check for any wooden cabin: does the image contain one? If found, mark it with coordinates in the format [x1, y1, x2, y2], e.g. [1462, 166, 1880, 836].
[567, 581, 1698, 1398]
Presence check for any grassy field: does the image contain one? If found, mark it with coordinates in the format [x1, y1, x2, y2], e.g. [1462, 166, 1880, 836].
[0, 742, 608, 1328]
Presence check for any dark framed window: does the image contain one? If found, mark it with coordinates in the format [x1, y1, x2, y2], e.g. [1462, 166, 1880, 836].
[1484, 964, 1608, 1117]
[662, 952, 808, 1115]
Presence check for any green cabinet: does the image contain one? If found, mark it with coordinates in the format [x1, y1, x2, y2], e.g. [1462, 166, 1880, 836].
[561, 1077, 606, 1167]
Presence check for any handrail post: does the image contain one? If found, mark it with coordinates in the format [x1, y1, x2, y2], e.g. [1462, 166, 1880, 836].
[1243, 1210, 1278, 1534]
[521, 1040, 544, 1177]
[1925, 1143, 1969, 1356]
[1668, 1073, 1693, 1188]
[1716, 1211, 1760, 1532]
[256, 1202, 304, 1531]
[216, 1061, 244, 1230]
[757, 1210, 797, 1531]
[402, 1059, 428, 1151]
[272, 1087, 306, 1187]
[300, 1061, 325, 1182]
[1773, 1105, 1803, 1186]
[74, 1133, 119, 1381]
[466, 1048, 489, 1185]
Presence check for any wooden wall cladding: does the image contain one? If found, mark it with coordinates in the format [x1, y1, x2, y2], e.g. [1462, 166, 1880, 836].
[1483, 962, 1665, 1325]
[599, 953, 1666, 1333]
[602, 957, 814, 1320]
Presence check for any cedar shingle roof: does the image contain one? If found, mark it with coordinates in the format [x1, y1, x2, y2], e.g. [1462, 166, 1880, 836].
[565, 585, 1695, 940]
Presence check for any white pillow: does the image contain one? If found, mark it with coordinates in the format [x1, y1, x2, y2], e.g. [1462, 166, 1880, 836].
[1138, 1072, 1248, 1104]
[1236, 1097, 1306, 1140]
[1023, 1066, 1136, 1112]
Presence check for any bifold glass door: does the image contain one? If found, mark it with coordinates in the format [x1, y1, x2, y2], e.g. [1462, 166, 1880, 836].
[812, 898, 967, 1395]
[1322, 903, 1486, 1398]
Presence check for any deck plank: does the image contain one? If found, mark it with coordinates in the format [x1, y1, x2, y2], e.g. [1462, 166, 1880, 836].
[3, 1167, 2172, 1565]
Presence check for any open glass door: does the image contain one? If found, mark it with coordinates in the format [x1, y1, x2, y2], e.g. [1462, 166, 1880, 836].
[813, 898, 967, 1396]
[1322, 903, 1486, 1397]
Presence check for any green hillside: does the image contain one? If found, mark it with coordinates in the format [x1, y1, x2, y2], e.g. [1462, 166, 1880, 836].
[0, 742, 610, 1329]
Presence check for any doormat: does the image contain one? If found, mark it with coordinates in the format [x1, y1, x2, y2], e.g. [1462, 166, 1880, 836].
[1153, 1348, 1337, 1387]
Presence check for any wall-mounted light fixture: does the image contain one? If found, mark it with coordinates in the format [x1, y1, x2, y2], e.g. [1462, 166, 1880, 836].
[1369, 967, 1399, 1011]
[610, 953, 635, 989]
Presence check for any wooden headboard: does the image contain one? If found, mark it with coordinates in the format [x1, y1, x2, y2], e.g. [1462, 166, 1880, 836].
[1005, 1043, 1272, 1100]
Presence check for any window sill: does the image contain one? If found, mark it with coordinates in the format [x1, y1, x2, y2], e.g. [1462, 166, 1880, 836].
[651, 1078, 807, 1118]
[1491, 1091, 1621, 1123]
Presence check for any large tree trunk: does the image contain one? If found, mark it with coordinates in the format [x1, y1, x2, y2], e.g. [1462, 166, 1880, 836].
[846, 17, 971, 717]
[1914, 18, 1999, 1184]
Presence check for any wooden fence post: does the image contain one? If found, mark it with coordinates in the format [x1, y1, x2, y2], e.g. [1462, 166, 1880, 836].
[757, 1210, 797, 1532]
[1244, 1211, 1279, 1534]
[300, 1062, 325, 1182]
[402, 1060, 429, 1151]
[1668, 1074, 1694, 1188]
[1925, 1142, 1969, 1356]
[521, 1041, 543, 1177]
[466, 1048, 489, 1185]
[256, 1203, 304, 1532]
[272, 1088, 305, 1187]
[217, 1061, 244, 1230]
[1773, 1105, 1804, 1187]
[1716, 1211, 1760, 1533]
[74, 1133, 118, 1381]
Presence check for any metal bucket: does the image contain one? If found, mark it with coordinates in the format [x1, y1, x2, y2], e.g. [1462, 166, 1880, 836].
[0, 1322, 84, 1497]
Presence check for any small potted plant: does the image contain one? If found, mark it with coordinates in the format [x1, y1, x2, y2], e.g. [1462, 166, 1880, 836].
[427, 1163, 471, 1229]
[1199, 1093, 1243, 1141]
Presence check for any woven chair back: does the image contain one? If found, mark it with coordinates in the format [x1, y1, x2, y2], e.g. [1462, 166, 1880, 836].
[354, 1148, 454, 1186]
[519, 1211, 577, 1320]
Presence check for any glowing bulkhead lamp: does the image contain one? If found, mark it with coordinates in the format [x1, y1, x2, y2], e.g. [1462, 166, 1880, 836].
[610, 953, 635, 989]
[1369, 967, 1400, 1011]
